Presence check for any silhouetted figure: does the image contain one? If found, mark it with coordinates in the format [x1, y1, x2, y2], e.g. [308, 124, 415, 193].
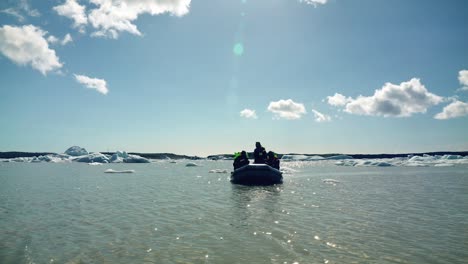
[254, 142, 266, 164]
[233, 151, 250, 169]
[266, 151, 280, 170]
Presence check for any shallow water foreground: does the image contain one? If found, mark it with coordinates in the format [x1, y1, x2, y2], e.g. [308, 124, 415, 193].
[0, 161, 467, 263]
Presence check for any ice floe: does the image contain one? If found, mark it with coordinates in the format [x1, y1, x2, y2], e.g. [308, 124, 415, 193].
[104, 169, 135, 173]
[209, 169, 228, 173]
[335, 154, 468, 167]
[1, 146, 150, 164]
[281, 154, 353, 161]
[186, 162, 199, 167]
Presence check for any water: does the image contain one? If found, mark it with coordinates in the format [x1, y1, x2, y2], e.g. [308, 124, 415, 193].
[0, 160, 467, 264]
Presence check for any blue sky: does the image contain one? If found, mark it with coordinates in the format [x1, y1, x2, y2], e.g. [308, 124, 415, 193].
[1, 0, 467, 156]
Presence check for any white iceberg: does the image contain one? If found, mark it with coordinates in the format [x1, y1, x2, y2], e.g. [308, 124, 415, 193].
[65, 146, 88, 156]
[73, 153, 110, 163]
[109, 151, 150, 163]
[325, 155, 353, 160]
[124, 154, 150, 163]
[104, 169, 135, 173]
[209, 169, 228, 173]
[281, 154, 325, 161]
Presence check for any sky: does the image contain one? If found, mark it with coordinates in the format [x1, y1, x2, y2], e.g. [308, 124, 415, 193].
[0, 0, 467, 156]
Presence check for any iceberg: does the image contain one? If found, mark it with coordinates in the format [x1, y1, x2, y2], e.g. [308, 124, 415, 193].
[281, 154, 325, 161]
[124, 154, 150, 163]
[109, 151, 150, 163]
[65, 146, 88, 156]
[73, 153, 110, 163]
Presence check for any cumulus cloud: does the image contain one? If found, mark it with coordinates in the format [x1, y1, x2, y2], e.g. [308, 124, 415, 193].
[311, 109, 331, 122]
[0, 25, 63, 75]
[434, 100, 468, 120]
[240, 109, 258, 119]
[74, 74, 109, 94]
[87, 0, 191, 39]
[53, 0, 88, 29]
[327, 78, 444, 117]
[326, 93, 351, 106]
[458, 70, 468, 91]
[61, 33, 73, 45]
[268, 99, 306, 120]
[300, 0, 329, 7]
[47, 33, 73, 46]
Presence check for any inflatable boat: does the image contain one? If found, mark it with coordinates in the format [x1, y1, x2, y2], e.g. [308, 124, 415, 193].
[231, 164, 283, 185]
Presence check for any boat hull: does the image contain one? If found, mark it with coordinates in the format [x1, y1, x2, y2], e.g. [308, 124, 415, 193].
[231, 164, 283, 185]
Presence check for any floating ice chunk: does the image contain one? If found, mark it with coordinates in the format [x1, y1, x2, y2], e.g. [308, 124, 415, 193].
[88, 162, 103, 165]
[186, 162, 199, 167]
[110, 151, 128, 163]
[109, 151, 150, 163]
[282, 155, 310, 161]
[281, 154, 325, 161]
[124, 154, 150, 163]
[322, 179, 340, 184]
[325, 155, 353, 160]
[73, 153, 110, 163]
[441, 154, 463, 160]
[335, 159, 394, 167]
[105, 169, 135, 173]
[209, 169, 228, 173]
[64, 146, 88, 156]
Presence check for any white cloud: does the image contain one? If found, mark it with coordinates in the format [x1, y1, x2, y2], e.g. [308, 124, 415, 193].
[0, 25, 63, 75]
[268, 99, 306, 120]
[88, 0, 191, 39]
[74, 74, 109, 94]
[300, 0, 329, 7]
[326, 93, 351, 106]
[0, 8, 26, 22]
[54, 0, 88, 29]
[20, 0, 40, 17]
[311, 109, 331, 122]
[240, 109, 258, 119]
[47, 35, 59, 44]
[0, 0, 39, 22]
[457, 70, 468, 91]
[434, 100, 468, 120]
[327, 78, 444, 117]
[61, 34, 73, 45]
[47, 33, 73, 46]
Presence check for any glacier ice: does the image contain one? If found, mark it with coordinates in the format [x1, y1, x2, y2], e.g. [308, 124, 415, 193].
[0, 146, 150, 164]
[65, 146, 88, 156]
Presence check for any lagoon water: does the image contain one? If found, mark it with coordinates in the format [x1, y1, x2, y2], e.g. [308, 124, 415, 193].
[0, 160, 467, 264]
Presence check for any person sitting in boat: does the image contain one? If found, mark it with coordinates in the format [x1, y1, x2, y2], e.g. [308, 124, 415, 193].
[266, 151, 280, 170]
[254, 142, 267, 164]
[233, 151, 250, 169]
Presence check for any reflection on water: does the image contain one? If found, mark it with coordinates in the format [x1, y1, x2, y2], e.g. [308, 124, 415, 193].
[230, 184, 282, 226]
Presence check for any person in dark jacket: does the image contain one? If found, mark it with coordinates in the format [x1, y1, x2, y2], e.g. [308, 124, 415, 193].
[233, 151, 249, 169]
[253, 142, 266, 164]
[266, 151, 280, 170]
